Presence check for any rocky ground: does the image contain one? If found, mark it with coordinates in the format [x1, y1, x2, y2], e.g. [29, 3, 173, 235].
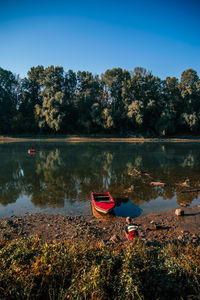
[0, 205, 200, 246]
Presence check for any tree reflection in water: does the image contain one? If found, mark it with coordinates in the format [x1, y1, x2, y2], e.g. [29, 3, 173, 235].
[0, 142, 200, 214]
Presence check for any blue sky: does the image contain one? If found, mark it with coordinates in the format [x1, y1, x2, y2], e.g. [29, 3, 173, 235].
[0, 0, 199, 79]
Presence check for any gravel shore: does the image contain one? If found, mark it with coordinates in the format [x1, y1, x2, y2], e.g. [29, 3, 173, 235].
[1, 205, 200, 246]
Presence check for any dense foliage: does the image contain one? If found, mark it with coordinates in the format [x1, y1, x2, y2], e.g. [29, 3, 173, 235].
[0, 66, 200, 136]
[0, 237, 200, 299]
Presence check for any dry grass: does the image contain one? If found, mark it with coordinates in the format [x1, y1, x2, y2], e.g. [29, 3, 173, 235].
[0, 237, 200, 299]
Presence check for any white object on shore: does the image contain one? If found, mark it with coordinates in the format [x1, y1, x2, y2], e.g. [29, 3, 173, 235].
[175, 209, 184, 216]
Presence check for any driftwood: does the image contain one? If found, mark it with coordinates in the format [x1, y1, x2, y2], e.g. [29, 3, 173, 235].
[181, 189, 200, 193]
[176, 179, 190, 188]
[179, 203, 189, 207]
[150, 181, 166, 187]
[128, 169, 150, 177]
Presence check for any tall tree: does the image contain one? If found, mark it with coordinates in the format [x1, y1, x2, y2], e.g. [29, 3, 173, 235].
[124, 67, 162, 134]
[0, 67, 18, 133]
[102, 68, 131, 131]
[35, 66, 65, 132]
[61, 69, 77, 132]
[155, 76, 180, 136]
[180, 69, 200, 132]
[17, 65, 44, 133]
[75, 71, 103, 132]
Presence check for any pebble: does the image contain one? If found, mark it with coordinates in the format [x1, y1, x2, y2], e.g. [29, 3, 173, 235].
[181, 230, 189, 235]
[55, 234, 61, 239]
[178, 235, 184, 241]
[192, 234, 198, 238]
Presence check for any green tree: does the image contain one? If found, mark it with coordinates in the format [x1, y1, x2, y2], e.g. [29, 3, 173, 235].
[155, 76, 180, 136]
[0, 67, 18, 134]
[17, 66, 44, 133]
[35, 66, 65, 132]
[102, 68, 131, 131]
[61, 69, 77, 132]
[124, 67, 162, 134]
[179, 69, 200, 132]
[75, 71, 103, 132]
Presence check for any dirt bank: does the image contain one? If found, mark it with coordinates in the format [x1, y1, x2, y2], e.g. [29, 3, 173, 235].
[0, 206, 200, 246]
[1, 135, 200, 143]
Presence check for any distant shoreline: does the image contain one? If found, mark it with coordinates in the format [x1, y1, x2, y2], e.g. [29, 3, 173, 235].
[1, 135, 200, 143]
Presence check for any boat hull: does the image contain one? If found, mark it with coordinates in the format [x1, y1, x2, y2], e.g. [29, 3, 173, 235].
[28, 149, 36, 154]
[91, 192, 115, 214]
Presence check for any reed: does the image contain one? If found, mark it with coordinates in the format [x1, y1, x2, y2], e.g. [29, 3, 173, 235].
[0, 237, 199, 299]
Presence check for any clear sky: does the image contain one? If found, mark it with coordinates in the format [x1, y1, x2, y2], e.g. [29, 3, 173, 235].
[0, 0, 199, 79]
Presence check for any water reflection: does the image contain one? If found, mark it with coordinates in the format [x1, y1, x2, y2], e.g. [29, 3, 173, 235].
[0, 142, 200, 217]
[91, 203, 115, 221]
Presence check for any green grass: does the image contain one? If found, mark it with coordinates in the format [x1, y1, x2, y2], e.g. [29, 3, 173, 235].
[0, 237, 200, 299]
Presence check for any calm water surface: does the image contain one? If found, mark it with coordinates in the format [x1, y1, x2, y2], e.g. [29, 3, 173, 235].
[0, 142, 200, 218]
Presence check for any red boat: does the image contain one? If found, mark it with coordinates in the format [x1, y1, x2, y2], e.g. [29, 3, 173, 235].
[91, 192, 115, 214]
[28, 147, 36, 154]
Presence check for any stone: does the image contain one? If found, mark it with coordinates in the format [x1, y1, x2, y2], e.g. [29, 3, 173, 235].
[175, 209, 184, 216]
[192, 234, 197, 238]
[55, 234, 61, 239]
[178, 235, 184, 241]
[181, 230, 189, 235]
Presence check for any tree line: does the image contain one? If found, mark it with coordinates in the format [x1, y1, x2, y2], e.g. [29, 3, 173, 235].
[0, 65, 200, 136]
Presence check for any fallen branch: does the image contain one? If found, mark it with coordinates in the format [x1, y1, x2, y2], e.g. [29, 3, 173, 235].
[150, 181, 166, 187]
[181, 189, 200, 193]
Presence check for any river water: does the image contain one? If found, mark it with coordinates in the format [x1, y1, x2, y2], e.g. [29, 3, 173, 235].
[0, 142, 200, 218]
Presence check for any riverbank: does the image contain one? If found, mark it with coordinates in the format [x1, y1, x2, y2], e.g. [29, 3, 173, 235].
[1, 207, 200, 299]
[1, 134, 200, 143]
[1, 206, 200, 245]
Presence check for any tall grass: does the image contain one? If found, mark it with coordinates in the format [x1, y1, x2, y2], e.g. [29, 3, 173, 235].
[0, 237, 200, 299]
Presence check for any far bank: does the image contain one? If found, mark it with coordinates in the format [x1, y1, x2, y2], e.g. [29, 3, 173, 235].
[1, 134, 200, 143]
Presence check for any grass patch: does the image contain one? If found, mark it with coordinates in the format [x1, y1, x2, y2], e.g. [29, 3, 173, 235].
[0, 237, 200, 299]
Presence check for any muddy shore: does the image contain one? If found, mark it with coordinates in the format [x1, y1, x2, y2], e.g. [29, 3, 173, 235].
[0, 206, 200, 246]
